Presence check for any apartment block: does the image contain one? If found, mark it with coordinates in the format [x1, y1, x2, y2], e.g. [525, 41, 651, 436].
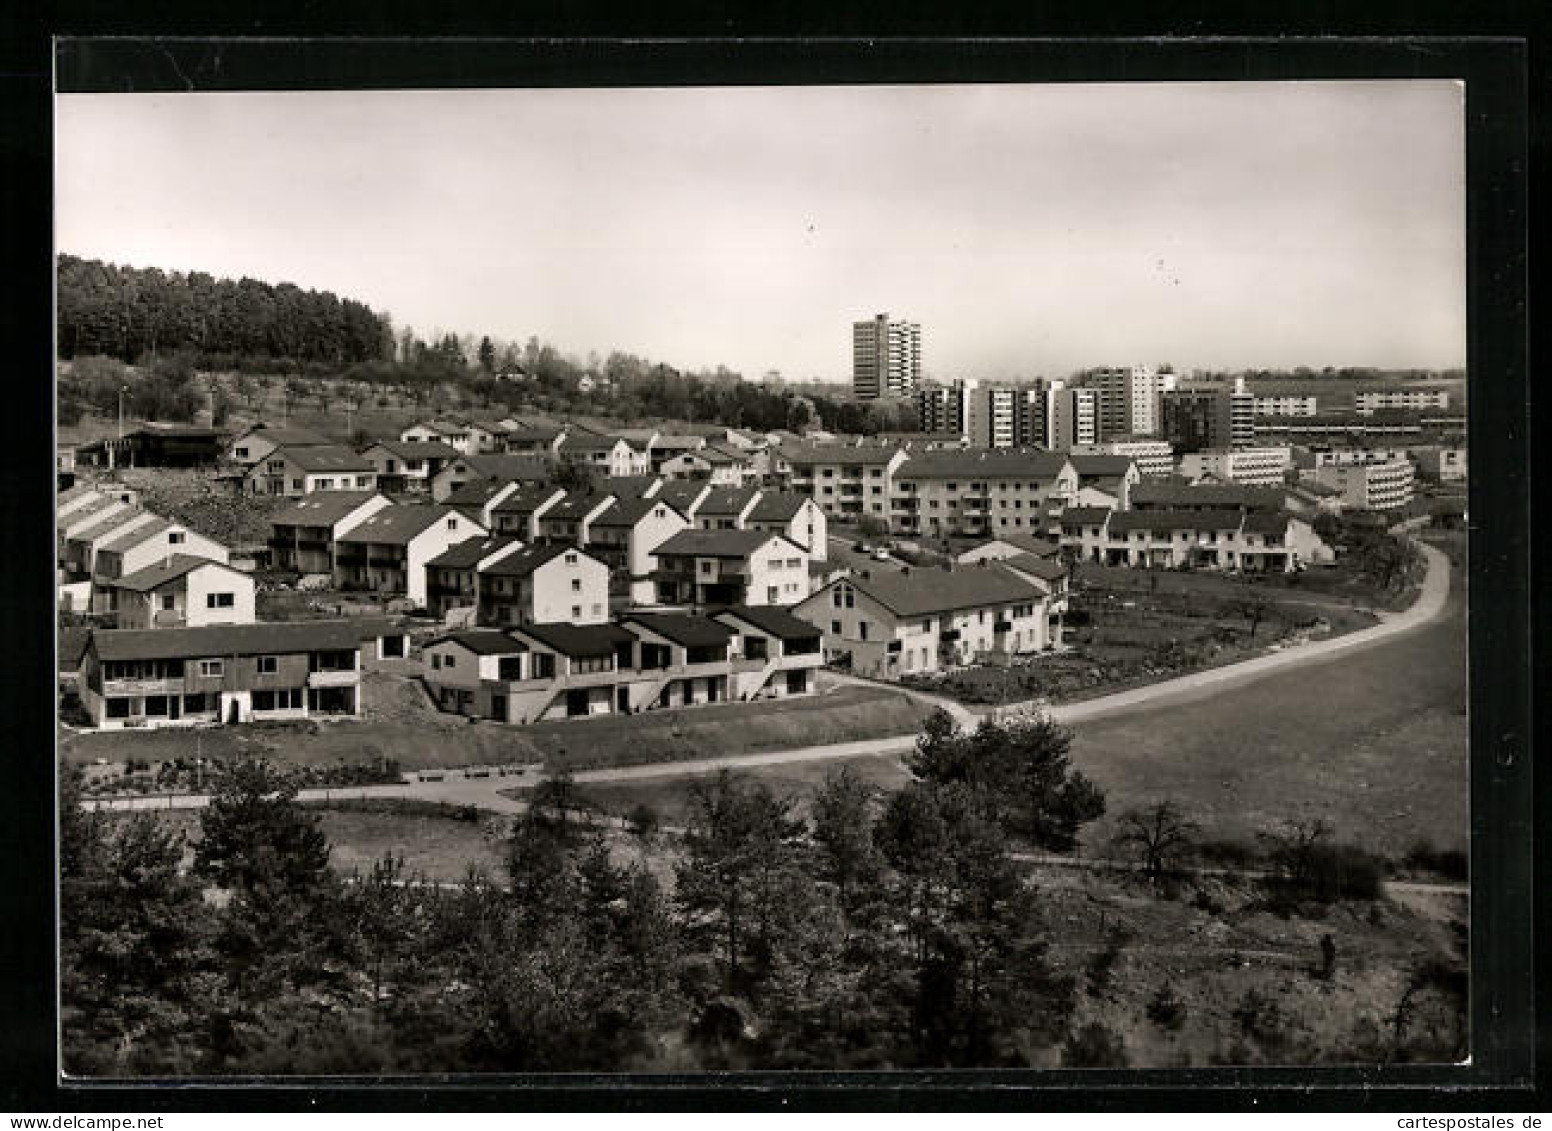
[1306, 457, 1415, 511]
[652, 529, 810, 608]
[1070, 438, 1175, 479]
[1355, 388, 1451, 414]
[1059, 507, 1331, 572]
[1253, 395, 1320, 417]
[1178, 446, 1294, 487]
[771, 443, 909, 522]
[853, 312, 922, 400]
[891, 449, 1077, 540]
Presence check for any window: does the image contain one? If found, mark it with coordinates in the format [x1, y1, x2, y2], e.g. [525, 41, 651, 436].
[357, 476, 371, 487]
[161, 594, 177, 611]
[832, 589, 842, 607]
[168, 531, 186, 545]
[235, 447, 248, 458]
[144, 695, 169, 717]
[572, 605, 582, 619]
[831, 620, 842, 635]
[444, 654, 456, 668]
[291, 479, 303, 490]
[571, 578, 582, 592]
[198, 659, 223, 678]
[317, 478, 334, 490]
[207, 592, 235, 609]
[858, 622, 869, 641]
[564, 551, 579, 565]
[447, 517, 457, 529]
[257, 655, 278, 674]
[105, 698, 131, 719]
[431, 653, 442, 670]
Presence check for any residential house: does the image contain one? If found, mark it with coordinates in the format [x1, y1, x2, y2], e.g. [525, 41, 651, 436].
[499, 423, 568, 455]
[442, 479, 525, 528]
[361, 440, 460, 493]
[487, 483, 569, 539]
[794, 562, 1057, 679]
[79, 620, 363, 729]
[1128, 481, 1294, 514]
[1060, 507, 1330, 571]
[1306, 458, 1416, 512]
[476, 543, 611, 628]
[646, 433, 707, 473]
[61, 507, 162, 580]
[745, 491, 828, 560]
[1178, 446, 1294, 488]
[661, 441, 757, 485]
[1409, 444, 1468, 482]
[891, 449, 1077, 541]
[423, 535, 526, 619]
[430, 452, 556, 502]
[92, 519, 231, 599]
[76, 424, 228, 469]
[532, 490, 614, 545]
[772, 443, 910, 523]
[693, 486, 763, 531]
[711, 604, 825, 700]
[655, 480, 714, 521]
[245, 445, 378, 497]
[586, 494, 693, 604]
[557, 429, 650, 477]
[98, 556, 257, 630]
[955, 531, 1063, 565]
[268, 491, 392, 575]
[651, 529, 810, 608]
[227, 424, 331, 468]
[334, 505, 488, 607]
[1067, 454, 1142, 508]
[399, 419, 497, 454]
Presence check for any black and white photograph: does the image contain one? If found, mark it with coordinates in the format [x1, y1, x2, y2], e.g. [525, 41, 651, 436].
[49, 51, 1503, 1084]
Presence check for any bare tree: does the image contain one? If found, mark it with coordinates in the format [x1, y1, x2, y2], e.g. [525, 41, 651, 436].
[1113, 800, 1200, 885]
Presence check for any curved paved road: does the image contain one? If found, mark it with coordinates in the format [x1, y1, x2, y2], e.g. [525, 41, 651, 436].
[89, 540, 1451, 813]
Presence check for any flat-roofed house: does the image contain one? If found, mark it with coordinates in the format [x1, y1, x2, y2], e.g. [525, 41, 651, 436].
[361, 440, 460, 493]
[795, 562, 1056, 679]
[652, 529, 810, 608]
[711, 604, 824, 700]
[586, 494, 693, 604]
[228, 424, 332, 467]
[476, 543, 611, 627]
[79, 619, 363, 729]
[268, 491, 393, 575]
[333, 505, 487, 607]
[423, 622, 638, 723]
[245, 445, 378, 497]
[99, 555, 257, 630]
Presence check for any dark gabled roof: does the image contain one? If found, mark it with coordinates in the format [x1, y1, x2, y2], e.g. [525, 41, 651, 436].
[651, 433, 705, 450]
[700, 442, 751, 464]
[1242, 511, 1297, 536]
[59, 627, 92, 671]
[621, 612, 734, 649]
[427, 629, 524, 656]
[1068, 454, 1138, 478]
[90, 619, 362, 662]
[490, 483, 563, 513]
[66, 507, 152, 546]
[270, 490, 384, 529]
[1003, 553, 1070, 582]
[368, 440, 460, 461]
[776, 443, 905, 467]
[895, 449, 1071, 481]
[697, 486, 761, 517]
[454, 453, 556, 481]
[561, 431, 624, 452]
[110, 554, 243, 592]
[656, 481, 710, 512]
[57, 494, 121, 530]
[1108, 509, 1247, 534]
[605, 476, 661, 501]
[443, 479, 516, 510]
[1059, 506, 1115, 527]
[1130, 481, 1287, 511]
[971, 530, 1060, 556]
[712, 604, 822, 641]
[836, 564, 1042, 618]
[128, 424, 227, 441]
[747, 491, 810, 523]
[502, 423, 566, 443]
[654, 528, 785, 558]
[98, 516, 174, 554]
[590, 494, 683, 528]
[426, 535, 523, 570]
[236, 424, 330, 447]
[512, 621, 635, 659]
[540, 490, 605, 522]
[335, 504, 457, 546]
[477, 542, 579, 577]
[273, 445, 375, 473]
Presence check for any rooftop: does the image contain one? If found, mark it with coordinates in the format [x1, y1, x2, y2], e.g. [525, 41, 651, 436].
[837, 563, 1042, 618]
[746, 491, 810, 523]
[1129, 481, 1288, 511]
[512, 621, 636, 659]
[477, 542, 579, 577]
[1108, 508, 1248, 534]
[621, 612, 734, 649]
[271, 490, 384, 529]
[428, 629, 524, 656]
[91, 619, 363, 662]
[894, 449, 1071, 481]
[335, 505, 460, 546]
[712, 604, 823, 641]
[271, 445, 375, 474]
[697, 486, 762, 517]
[368, 440, 460, 461]
[109, 554, 244, 592]
[776, 443, 905, 467]
[426, 535, 524, 570]
[98, 516, 175, 554]
[655, 528, 785, 559]
[235, 423, 330, 447]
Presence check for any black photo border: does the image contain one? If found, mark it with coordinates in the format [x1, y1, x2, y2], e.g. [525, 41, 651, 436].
[1, 32, 1536, 1111]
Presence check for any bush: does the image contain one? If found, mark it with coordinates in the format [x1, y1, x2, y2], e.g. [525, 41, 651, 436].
[1404, 839, 1468, 882]
[1302, 843, 1386, 902]
[1062, 1021, 1129, 1068]
[1146, 984, 1186, 1031]
[1232, 988, 1292, 1053]
[628, 802, 660, 837]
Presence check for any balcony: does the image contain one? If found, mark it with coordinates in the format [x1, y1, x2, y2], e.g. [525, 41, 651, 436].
[307, 669, 359, 688]
[103, 677, 186, 696]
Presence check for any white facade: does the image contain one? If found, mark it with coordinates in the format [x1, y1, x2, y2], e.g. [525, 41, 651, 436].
[1307, 458, 1416, 511]
[1355, 389, 1451, 414]
[1178, 446, 1293, 487]
[1046, 386, 1099, 451]
[853, 312, 922, 400]
[1253, 395, 1320, 417]
[1071, 439, 1176, 479]
[110, 562, 258, 630]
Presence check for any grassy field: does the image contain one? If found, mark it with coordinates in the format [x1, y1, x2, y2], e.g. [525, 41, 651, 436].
[1067, 549, 1468, 859]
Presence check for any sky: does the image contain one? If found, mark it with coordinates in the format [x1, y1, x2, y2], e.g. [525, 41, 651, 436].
[55, 81, 1466, 383]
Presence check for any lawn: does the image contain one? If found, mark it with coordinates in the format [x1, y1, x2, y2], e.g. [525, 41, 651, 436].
[1065, 558, 1468, 860]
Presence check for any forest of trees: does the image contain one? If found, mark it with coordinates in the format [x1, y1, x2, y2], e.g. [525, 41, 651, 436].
[56, 255, 918, 437]
[61, 713, 1112, 1074]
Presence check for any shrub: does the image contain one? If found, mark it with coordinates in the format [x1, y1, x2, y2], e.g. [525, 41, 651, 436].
[1062, 1021, 1129, 1068]
[628, 802, 660, 837]
[1232, 988, 1292, 1053]
[1085, 928, 1129, 998]
[1302, 843, 1386, 902]
[1146, 984, 1187, 1031]
[1404, 839, 1469, 882]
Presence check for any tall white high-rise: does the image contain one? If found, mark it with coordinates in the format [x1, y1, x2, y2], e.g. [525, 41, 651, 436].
[852, 313, 922, 400]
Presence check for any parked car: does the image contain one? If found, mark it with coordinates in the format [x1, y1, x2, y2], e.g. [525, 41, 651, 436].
[872, 548, 891, 561]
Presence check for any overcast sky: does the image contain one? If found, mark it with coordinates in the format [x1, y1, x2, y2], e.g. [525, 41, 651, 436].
[55, 81, 1465, 382]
